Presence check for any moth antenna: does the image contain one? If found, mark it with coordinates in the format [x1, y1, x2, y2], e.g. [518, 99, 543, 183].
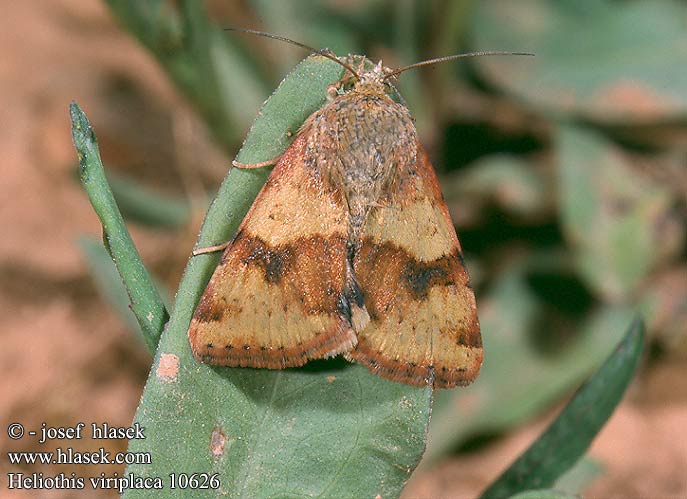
[225, 27, 360, 79]
[383, 51, 534, 80]
[386, 80, 407, 108]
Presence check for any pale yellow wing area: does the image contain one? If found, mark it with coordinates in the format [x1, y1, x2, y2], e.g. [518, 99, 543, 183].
[350, 145, 482, 388]
[189, 134, 357, 368]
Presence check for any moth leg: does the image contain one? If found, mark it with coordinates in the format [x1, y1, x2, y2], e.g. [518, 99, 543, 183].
[193, 154, 284, 255]
[192, 241, 230, 256]
[232, 153, 283, 169]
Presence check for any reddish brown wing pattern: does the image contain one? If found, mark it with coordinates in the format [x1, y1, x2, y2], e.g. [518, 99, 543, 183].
[188, 134, 357, 368]
[349, 144, 482, 388]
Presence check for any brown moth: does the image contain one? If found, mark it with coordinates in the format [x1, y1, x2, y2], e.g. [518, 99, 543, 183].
[188, 40, 523, 388]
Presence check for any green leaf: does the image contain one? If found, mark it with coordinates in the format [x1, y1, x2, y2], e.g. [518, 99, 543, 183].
[472, 0, 687, 123]
[479, 317, 645, 499]
[123, 55, 432, 499]
[557, 125, 677, 300]
[70, 102, 169, 353]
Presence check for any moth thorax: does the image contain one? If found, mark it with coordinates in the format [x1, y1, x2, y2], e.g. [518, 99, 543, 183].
[334, 93, 417, 230]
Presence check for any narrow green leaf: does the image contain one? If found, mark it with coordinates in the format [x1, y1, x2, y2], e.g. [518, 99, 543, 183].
[77, 237, 142, 336]
[78, 237, 172, 333]
[479, 318, 645, 499]
[123, 55, 432, 499]
[70, 102, 169, 353]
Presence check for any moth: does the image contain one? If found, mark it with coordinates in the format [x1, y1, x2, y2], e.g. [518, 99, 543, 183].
[189, 33, 527, 388]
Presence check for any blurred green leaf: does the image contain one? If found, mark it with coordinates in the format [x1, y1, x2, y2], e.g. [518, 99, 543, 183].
[507, 490, 578, 499]
[479, 318, 645, 499]
[106, 170, 193, 228]
[426, 260, 632, 461]
[70, 102, 169, 353]
[391, 1, 433, 134]
[123, 55, 432, 499]
[639, 266, 687, 350]
[555, 457, 603, 496]
[557, 125, 678, 300]
[250, 0, 359, 74]
[472, 0, 687, 123]
[443, 154, 551, 218]
[105, 0, 269, 150]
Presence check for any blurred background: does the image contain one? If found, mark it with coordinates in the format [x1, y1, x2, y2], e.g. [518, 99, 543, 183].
[1, 0, 685, 497]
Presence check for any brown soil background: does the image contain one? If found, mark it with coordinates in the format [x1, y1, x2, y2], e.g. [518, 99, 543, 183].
[1, 1, 685, 498]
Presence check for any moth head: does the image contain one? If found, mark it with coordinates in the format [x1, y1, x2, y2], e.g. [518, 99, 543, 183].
[352, 60, 394, 96]
[327, 57, 396, 99]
